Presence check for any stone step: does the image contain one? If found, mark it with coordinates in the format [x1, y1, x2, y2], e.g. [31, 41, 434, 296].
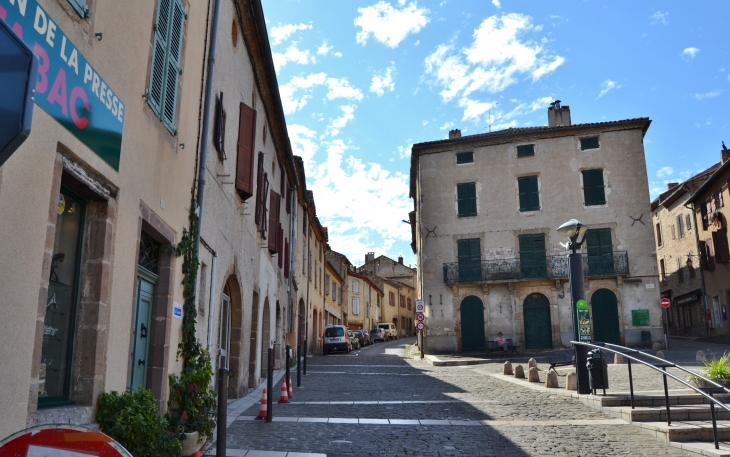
[637, 420, 730, 443]
[604, 405, 730, 423]
[668, 441, 730, 457]
[588, 393, 730, 408]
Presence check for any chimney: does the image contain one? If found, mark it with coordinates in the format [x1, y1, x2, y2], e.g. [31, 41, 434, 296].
[667, 182, 679, 190]
[365, 252, 375, 263]
[448, 129, 461, 139]
[398, 256, 403, 265]
[722, 149, 730, 164]
[547, 100, 571, 127]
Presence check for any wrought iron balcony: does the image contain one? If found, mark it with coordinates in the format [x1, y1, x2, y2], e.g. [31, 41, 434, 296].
[442, 251, 629, 285]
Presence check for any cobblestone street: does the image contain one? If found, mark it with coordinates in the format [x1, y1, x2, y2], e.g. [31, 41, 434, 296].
[214, 338, 693, 456]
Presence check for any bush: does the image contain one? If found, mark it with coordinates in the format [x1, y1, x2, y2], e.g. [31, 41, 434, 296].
[166, 351, 217, 440]
[703, 353, 730, 380]
[97, 388, 181, 457]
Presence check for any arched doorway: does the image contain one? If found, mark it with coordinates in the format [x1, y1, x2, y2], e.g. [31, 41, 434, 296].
[592, 289, 620, 344]
[222, 277, 243, 398]
[312, 308, 319, 351]
[298, 299, 305, 345]
[260, 299, 270, 379]
[275, 302, 283, 367]
[460, 296, 485, 351]
[248, 291, 259, 388]
[523, 293, 552, 349]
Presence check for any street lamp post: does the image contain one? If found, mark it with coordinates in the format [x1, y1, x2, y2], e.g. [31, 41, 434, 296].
[557, 219, 591, 395]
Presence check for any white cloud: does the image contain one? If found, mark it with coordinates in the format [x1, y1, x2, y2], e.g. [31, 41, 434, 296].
[334, 52, 343, 58]
[279, 73, 327, 114]
[682, 47, 700, 59]
[325, 105, 357, 137]
[272, 43, 314, 72]
[424, 13, 564, 121]
[317, 42, 333, 55]
[650, 11, 668, 25]
[370, 66, 396, 96]
[288, 124, 319, 173]
[492, 0, 501, 8]
[355, 1, 430, 48]
[597, 80, 621, 99]
[440, 121, 455, 130]
[326, 78, 364, 101]
[656, 167, 674, 178]
[269, 23, 311, 46]
[396, 141, 413, 159]
[694, 90, 722, 100]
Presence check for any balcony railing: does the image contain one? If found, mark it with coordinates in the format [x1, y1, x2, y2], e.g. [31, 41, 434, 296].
[443, 251, 629, 285]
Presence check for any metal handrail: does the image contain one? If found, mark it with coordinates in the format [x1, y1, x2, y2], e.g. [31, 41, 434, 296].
[572, 341, 730, 450]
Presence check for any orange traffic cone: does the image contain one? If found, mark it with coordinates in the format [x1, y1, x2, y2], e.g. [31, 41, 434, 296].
[279, 377, 290, 403]
[254, 388, 267, 420]
[288, 375, 293, 399]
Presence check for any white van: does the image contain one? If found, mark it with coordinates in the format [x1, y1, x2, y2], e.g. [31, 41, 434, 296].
[378, 323, 397, 340]
[323, 325, 351, 354]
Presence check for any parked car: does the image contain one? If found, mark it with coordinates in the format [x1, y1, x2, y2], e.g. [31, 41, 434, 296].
[378, 323, 397, 340]
[324, 325, 351, 354]
[353, 330, 367, 348]
[370, 328, 387, 342]
[348, 330, 361, 350]
[361, 329, 373, 346]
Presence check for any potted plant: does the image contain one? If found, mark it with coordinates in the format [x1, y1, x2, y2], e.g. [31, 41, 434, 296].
[689, 352, 730, 389]
[166, 351, 217, 457]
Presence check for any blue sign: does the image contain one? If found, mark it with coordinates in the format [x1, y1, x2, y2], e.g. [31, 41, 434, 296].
[1, 0, 124, 170]
[173, 302, 182, 319]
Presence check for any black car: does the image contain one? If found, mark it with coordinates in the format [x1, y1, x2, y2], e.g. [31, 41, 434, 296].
[361, 329, 373, 346]
[353, 330, 367, 348]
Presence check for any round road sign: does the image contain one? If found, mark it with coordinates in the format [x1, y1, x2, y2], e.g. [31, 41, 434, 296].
[416, 313, 425, 322]
[660, 298, 671, 309]
[416, 322, 425, 331]
[0, 425, 132, 456]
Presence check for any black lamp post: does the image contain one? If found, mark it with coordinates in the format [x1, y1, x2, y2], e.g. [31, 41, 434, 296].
[557, 219, 591, 395]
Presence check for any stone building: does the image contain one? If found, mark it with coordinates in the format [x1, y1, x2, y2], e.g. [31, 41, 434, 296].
[324, 260, 344, 326]
[651, 165, 719, 337]
[686, 150, 730, 337]
[346, 271, 384, 331]
[409, 102, 661, 353]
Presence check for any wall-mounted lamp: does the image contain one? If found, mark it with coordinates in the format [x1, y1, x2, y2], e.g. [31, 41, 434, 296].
[95, 32, 103, 41]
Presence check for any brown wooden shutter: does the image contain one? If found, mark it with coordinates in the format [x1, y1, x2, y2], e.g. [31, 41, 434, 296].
[713, 230, 730, 264]
[704, 237, 716, 271]
[235, 103, 256, 199]
[268, 191, 280, 252]
[254, 152, 265, 225]
[277, 224, 284, 268]
[286, 180, 291, 214]
[284, 239, 290, 278]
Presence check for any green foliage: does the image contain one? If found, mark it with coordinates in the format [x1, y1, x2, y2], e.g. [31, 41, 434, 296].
[96, 388, 181, 457]
[165, 189, 217, 438]
[166, 351, 217, 439]
[702, 352, 730, 380]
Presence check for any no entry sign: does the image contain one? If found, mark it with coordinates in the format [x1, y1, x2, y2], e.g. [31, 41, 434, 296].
[0, 425, 132, 457]
[660, 298, 671, 309]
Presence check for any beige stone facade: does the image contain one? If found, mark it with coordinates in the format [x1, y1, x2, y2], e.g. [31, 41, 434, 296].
[346, 271, 383, 331]
[687, 152, 730, 337]
[410, 104, 661, 353]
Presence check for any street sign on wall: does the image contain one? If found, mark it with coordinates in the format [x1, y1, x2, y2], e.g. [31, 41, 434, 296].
[415, 300, 425, 313]
[1, 0, 125, 170]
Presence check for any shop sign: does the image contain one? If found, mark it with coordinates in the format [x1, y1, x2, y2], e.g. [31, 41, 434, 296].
[576, 299, 591, 342]
[1, 0, 124, 170]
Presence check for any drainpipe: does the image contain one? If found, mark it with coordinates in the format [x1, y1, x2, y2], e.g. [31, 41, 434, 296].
[684, 199, 710, 337]
[194, 0, 222, 257]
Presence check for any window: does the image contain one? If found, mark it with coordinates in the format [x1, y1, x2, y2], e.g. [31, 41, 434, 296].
[518, 234, 547, 278]
[660, 259, 666, 281]
[353, 298, 360, 315]
[148, 0, 186, 134]
[582, 169, 606, 206]
[580, 137, 600, 150]
[677, 258, 684, 282]
[389, 291, 395, 306]
[400, 295, 405, 308]
[407, 298, 412, 310]
[254, 152, 268, 236]
[516, 144, 535, 158]
[267, 191, 280, 253]
[656, 223, 663, 247]
[457, 238, 481, 282]
[517, 176, 540, 212]
[352, 279, 359, 294]
[712, 230, 730, 264]
[456, 152, 473, 164]
[671, 225, 676, 240]
[67, 0, 90, 17]
[325, 274, 330, 294]
[456, 183, 477, 217]
[332, 282, 337, 301]
[688, 257, 696, 278]
[677, 215, 685, 238]
[586, 228, 614, 275]
[235, 105, 256, 200]
[686, 214, 692, 231]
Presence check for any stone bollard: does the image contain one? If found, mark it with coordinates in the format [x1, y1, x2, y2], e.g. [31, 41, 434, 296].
[696, 350, 707, 363]
[566, 372, 577, 391]
[528, 358, 537, 369]
[503, 361, 513, 376]
[656, 350, 665, 359]
[614, 353, 625, 364]
[652, 342, 665, 352]
[514, 365, 525, 379]
[545, 370, 559, 388]
[528, 366, 540, 383]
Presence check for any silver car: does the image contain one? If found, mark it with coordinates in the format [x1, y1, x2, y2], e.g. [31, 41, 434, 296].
[370, 328, 387, 342]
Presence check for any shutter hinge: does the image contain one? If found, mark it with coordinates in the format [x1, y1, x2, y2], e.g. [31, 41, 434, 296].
[184, 13, 189, 19]
[153, 24, 157, 31]
[84, 7, 91, 18]
[173, 129, 178, 136]
[179, 69, 183, 75]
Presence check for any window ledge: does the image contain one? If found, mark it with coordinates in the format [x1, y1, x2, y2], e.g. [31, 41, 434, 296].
[29, 405, 93, 428]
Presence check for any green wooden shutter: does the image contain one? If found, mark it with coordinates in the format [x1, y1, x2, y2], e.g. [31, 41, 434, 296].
[161, 0, 185, 133]
[516, 144, 535, 157]
[580, 137, 600, 150]
[582, 169, 606, 206]
[457, 238, 481, 282]
[457, 183, 477, 217]
[147, 0, 171, 116]
[586, 228, 613, 274]
[518, 176, 539, 211]
[519, 234, 546, 278]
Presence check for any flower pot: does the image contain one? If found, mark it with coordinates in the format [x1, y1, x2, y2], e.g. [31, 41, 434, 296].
[181, 431, 205, 457]
[688, 377, 730, 390]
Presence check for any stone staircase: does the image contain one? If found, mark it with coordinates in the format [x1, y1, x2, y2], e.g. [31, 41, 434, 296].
[596, 391, 730, 456]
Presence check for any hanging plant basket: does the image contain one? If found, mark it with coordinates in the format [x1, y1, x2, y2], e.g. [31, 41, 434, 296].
[711, 211, 724, 229]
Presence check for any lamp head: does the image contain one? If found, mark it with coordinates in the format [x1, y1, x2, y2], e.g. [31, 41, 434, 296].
[557, 219, 588, 248]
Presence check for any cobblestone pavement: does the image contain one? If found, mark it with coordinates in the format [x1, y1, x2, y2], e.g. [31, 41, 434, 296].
[223, 339, 692, 456]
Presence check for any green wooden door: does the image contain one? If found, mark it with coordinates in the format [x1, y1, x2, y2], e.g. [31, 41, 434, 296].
[586, 228, 614, 275]
[460, 296, 485, 352]
[592, 289, 620, 344]
[131, 269, 156, 389]
[519, 234, 547, 278]
[523, 293, 552, 349]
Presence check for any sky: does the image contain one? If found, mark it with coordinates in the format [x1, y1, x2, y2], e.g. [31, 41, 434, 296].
[260, 0, 730, 266]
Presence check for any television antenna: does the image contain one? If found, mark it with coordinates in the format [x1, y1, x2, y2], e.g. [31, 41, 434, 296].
[487, 104, 501, 132]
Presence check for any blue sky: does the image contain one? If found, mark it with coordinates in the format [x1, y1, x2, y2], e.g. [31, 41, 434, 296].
[261, 0, 730, 266]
